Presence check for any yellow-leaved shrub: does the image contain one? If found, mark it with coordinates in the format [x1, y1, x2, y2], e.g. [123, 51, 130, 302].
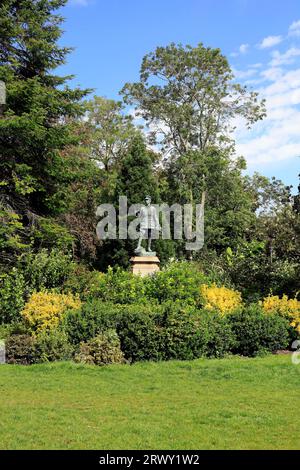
[200, 284, 242, 315]
[21, 292, 81, 332]
[261, 295, 300, 333]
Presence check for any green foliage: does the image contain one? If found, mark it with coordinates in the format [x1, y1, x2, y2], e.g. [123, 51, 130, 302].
[97, 134, 160, 269]
[6, 334, 36, 365]
[224, 242, 300, 301]
[19, 248, 76, 292]
[122, 43, 265, 157]
[0, 323, 14, 340]
[64, 299, 234, 362]
[34, 328, 74, 363]
[85, 262, 210, 307]
[0, 0, 90, 263]
[0, 269, 26, 323]
[114, 134, 159, 204]
[84, 96, 137, 173]
[75, 330, 125, 366]
[161, 304, 235, 360]
[116, 305, 164, 362]
[91, 267, 147, 304]
[63, 300, 159, 348]
[145, 261, 208, 306]
[62, 265, 103, 300]
[0, 206, 28, 255]
[228, 304, 290, 357]
[30, 218, 74, 252]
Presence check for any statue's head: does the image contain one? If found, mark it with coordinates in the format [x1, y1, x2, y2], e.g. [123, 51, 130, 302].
[145, 195, 151, 206]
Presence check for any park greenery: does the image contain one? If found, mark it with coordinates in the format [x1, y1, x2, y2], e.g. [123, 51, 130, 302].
[0, 0, 300, 367]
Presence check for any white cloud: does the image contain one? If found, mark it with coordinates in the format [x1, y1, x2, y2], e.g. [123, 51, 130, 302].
[235, 66, 300, 167]
[259, 35, 283, 49]
[230, 43, 249, 57]
[289, 19, 300, 37]
[262, 68, 300, 99]
[233, 67, 257, 79]
[260, 67, 283, 81]
[229, 23, 300, 177]
[269, 47, 300, 66]
[239, 43, 249, 54]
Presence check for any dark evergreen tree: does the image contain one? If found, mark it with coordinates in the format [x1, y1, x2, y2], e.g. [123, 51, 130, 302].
[0, 0, 90, 264]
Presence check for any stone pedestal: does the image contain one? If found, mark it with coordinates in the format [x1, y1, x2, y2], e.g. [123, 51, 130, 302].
[130, 256, 160, 276]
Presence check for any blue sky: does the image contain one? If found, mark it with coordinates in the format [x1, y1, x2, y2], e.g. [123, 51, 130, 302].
[59, 0, 300, 190]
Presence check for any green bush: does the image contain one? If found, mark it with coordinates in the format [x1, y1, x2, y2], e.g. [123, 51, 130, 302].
[228, 304, 290, 356]
[0, 269, 26, 323]
[116, 305, 164, 362]
[90, 266, 148, 304]
[145, 261, 209, 306]
[34, 328, 74, 363]
[6, 334, 36, 365]
[63, 300, 123, 345]
[62, 265, 103, 300]
[64, 299, 234, 362]
[0, 324, 13, 340]
[160, 304, 207, 360]
[18, 248, 76, 292]
[63, 301, 163, 361]
[161, 304, 235, 360]
[74, 330, 125, 366]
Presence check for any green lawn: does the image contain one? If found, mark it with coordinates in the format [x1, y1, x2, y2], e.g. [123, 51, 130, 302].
[0, 355, 299, 449]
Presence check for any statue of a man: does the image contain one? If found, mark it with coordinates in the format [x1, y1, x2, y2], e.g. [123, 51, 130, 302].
[135, 195, 160, 254]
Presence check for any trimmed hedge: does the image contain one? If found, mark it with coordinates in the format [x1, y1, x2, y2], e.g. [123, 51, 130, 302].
[64, 300, 235, 362]
[228, 304, 290, 356]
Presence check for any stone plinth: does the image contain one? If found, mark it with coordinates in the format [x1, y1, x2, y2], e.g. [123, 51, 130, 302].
[130, 256, 160, 276]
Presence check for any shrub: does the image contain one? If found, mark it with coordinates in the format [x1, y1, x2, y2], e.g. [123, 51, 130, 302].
[161, 304, 235, 360]
[0, 322, 28, 339]
[63, 300, 125, 345]
[62, 265, 103, 300]
[74, 330, 125, 366]
[201, 284, 242, 315]
[199, 310, 236, 358]
[19, 248, 76, 292]
[228, 304, 290, 357]
[6, 334, 36, 365]
[64, 299, 234, 362]
[145, 261, 209, 306]
[21, 291, 81, 332]
[0, 269, 26, 323]
[0, 324, 14, 340]
[34, 328, 74, 362]
[64, 300, 163, 361]
[90, 267, 147, 304]
[261, 294, 300, 335]
[116, 305, 164, 362]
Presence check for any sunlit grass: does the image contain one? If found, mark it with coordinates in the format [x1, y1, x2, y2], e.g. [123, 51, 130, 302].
[0, 355, 299, 449]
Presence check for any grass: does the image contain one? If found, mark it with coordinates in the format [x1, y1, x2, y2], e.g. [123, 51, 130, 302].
[0, 355, 299, 449]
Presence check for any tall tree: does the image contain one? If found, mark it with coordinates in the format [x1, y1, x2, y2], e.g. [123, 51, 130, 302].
[84, 96, 138, 173]
[0, 0, 90, 263]
[121, 43, 266, 260]
[121, 43, 266, 159]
